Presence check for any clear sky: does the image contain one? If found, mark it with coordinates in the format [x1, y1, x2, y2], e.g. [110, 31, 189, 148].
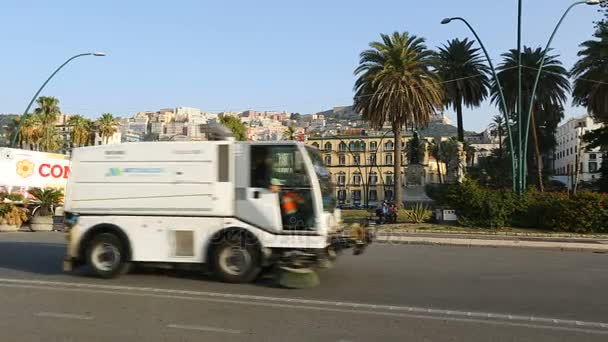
[0, 0, 602, 131]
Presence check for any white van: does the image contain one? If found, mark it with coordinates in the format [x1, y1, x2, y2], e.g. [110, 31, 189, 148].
[63, 141, 370, 283]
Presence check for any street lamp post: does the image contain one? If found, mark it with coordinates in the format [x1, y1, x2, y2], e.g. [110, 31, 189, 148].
[11, 52, 106, 147]
[521, 0, 600, 190]
[442, 0, 599, 193]
[441, 17, 517, 192]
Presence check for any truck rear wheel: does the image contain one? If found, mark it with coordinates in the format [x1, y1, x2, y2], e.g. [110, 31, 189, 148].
[86, 233, 128, 279]
[212, 236, 261, 283]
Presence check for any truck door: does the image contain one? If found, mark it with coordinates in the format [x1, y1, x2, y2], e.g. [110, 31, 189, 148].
[236, 145, 316, 232]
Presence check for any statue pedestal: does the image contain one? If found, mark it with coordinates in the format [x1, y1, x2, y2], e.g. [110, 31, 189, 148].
[405, 164, 433, 204]
[406, 164, 425, 186]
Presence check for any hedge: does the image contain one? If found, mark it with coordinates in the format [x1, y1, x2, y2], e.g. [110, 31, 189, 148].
[444, 180, 608, 233]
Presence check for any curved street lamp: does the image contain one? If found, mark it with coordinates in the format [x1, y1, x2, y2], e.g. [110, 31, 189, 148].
[11, 52, 106, 147]
[441, 17, 517, 192]
[441, 0, 599, 193]
[521, 0, 599, 189]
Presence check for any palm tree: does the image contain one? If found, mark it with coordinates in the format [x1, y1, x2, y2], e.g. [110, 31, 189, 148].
[572, 26, 608, 120]
[33, 96, 61, 152]
[68, 115, 92, 147]
[97, 113, 118, 144]
[491, 47, 570, 191]
[19, 114, 42, 150]
[434, 38, 490, 142]
[354, 32, 443, 207]
[282, 126, 297, 140]
[488, 115, 505, 158]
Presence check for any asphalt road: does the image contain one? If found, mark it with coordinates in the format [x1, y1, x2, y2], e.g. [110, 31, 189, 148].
[0, 232, 607, 341]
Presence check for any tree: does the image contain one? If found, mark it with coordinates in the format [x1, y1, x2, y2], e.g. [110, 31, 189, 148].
[68, 115, 92, 147]
[488, 115, 505, 158]
[354, 32, 443, 207]
[15, 114, 41, 150]
[34, 96, 62, 152]
[463, 141, 477, 167]
[439, 138, 461, 182]
[491, 47, 570, 191]
[427, 139, 443, 184]
[282, 126, 297, 140]
[434, 38, 490, 142]
[572, 26, 608, 119]
[406, 132, 424, 164]
[218, 115, 247, 141]
[97, 113, 118, 144]
[572, 5, 608, 193]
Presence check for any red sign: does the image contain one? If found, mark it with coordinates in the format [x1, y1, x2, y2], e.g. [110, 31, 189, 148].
[38, 164, 71, 179]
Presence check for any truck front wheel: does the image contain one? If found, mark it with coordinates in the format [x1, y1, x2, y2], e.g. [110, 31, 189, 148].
[86, 233, 128, 279]
[212, 236, 261, 283]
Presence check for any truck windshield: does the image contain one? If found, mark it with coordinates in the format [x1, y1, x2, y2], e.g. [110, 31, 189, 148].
[305, 146, 336, 212]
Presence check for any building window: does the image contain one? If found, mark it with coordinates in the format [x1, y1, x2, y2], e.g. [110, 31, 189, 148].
[575, 146, 577, 153]
[337, 174, 346, 185]
[353, 174, 361, 185]
[385, 173, 394, 185]
[385, 153, 393, 165]
[354, 154, 361, 165]
[368, 172, 378, 185]
[590, 153, 597, 160]
[311, 142, 319, 149]
[369, 190, 377, 201]
[324, 155, 331, 166]
[385, 190, 394, 201]
[369, 153, 376, 164]
[370, 141, 378, 151]
[339, 154, 346, 165]
[324, 142, 332, 152]
[589, 162, 598, 173]
[352, 190, 361, 203]
[385, 141, 394, 151]
[339, 142, 347, 152]
[338, 190, 346, 203]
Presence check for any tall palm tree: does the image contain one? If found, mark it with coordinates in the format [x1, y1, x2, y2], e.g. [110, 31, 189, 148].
[354, 32, 443, 207]
[488, 115, 505, 158]
[68, 115, 92, 147]
[33, 96, 61, 152]
[282, 126, 297, 140]
[97, 113, 118, 144]
[491, 47, 570, 191]
[434, 38, 490, 142]
[572, 26, 608, 120]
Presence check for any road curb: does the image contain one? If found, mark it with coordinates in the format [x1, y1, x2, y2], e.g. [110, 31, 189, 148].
[375, 234, 608, 252]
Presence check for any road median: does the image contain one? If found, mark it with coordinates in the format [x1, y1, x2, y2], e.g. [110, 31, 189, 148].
[374, 228, 608, 252]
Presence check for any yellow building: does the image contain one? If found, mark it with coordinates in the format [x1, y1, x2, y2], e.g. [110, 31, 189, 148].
[306, 130, 447, 207]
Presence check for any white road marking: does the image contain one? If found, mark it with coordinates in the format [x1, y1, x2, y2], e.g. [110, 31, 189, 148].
[36, 312, 93, 320]
[0, 277, 607, 335]
[167, 323, 241, 334]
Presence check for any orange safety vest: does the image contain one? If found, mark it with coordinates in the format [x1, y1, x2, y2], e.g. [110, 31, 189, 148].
[281, 192, 302, 215]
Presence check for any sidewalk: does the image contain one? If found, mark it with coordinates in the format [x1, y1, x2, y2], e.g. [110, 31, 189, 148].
[373, 226, 608, 252]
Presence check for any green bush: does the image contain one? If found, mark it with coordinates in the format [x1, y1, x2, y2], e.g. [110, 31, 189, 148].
[445, 180, 516, 228]
[554, 192, 608, 233]
[424, 184, 450, 205]
[444, 180, 608, 233]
